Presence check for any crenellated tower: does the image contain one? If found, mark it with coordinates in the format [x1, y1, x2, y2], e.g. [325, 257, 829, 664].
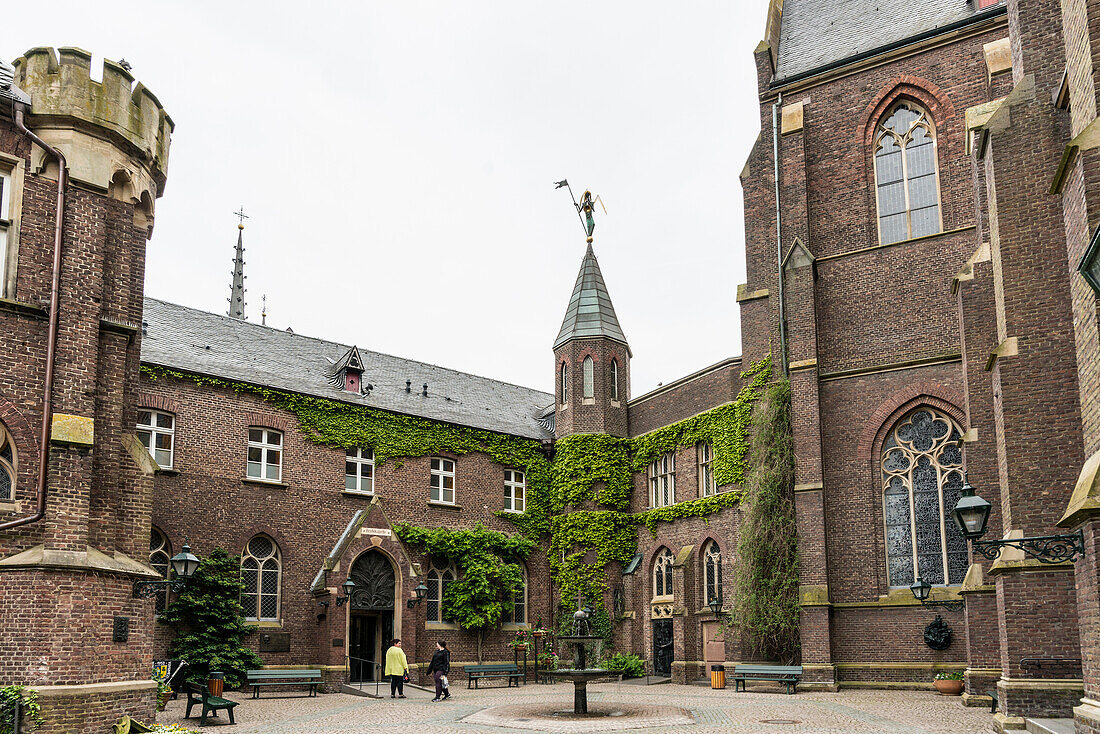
[553, 243, 631, 438]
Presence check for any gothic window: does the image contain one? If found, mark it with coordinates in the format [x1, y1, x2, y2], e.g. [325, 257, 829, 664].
[346, 448, 374, 494]
[426, 564, 455, 623]
[561, 363, 568, 405]
[430, 457, 456, 504]
[583, 356, 594, 399]
[0, 422, 15, 502]
[882, 407, 967, 587]
[703, 541, 722, 607]
[874, 102, 942, 245]
[653, 548, 674, 598]
[502, 567, 527, 624]
[241, 535, 281, 621]
[504, 469, 525, 513]
[697, 443, 716, 497]
[247, 428, 282, 482]
[649, 452, 676, 508]
[137, 409, 175, 469]
[149, 527, 171, 614]
[610, 359, 620, 401]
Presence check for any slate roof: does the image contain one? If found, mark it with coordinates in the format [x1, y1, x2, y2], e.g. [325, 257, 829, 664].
[774, 0, 996, 82]
[141, 298, 555, 440]
[0, 58, 30, 106]
[553, 243, 630, 351]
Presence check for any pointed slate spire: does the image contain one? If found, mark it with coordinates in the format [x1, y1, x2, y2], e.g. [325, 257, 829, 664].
[228, 223, 247, 320]
[554, 243, 629, 353]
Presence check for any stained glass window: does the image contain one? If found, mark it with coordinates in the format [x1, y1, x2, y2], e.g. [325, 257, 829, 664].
[0, 423, 14, 502]
[875, 102, 942, 245]
[882, 407, 966, 587]
[241, 535, 281, 621]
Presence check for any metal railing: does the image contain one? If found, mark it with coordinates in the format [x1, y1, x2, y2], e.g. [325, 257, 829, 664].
[344, 655, 383, 698]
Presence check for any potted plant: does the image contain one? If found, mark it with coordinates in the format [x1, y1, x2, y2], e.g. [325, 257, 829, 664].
[531, 620, 549, 638]
[508, 629, 532, 651]
[155, 677, 173, 711]
[537, 649, 560, 671]
[933, 670, 964, 695]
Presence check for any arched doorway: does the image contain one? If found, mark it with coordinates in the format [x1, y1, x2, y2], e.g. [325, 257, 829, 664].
[347, 550, 396, 682]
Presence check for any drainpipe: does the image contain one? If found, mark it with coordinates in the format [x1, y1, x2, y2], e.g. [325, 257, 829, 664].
[772, 92, 789, 377]
[0, 104, 67, 532]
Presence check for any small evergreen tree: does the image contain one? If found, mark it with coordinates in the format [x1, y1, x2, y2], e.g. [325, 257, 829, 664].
[159, 547, 264, 688]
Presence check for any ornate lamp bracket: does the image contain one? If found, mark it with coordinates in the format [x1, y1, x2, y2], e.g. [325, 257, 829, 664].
[972, 531, 1086, 565]
[132, 577, 187, 599]
[917, 598, 965, 613]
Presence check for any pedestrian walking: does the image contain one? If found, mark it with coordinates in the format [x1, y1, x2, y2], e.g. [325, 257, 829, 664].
[426, 640, 451, 701]
[384, 638, 409, 699]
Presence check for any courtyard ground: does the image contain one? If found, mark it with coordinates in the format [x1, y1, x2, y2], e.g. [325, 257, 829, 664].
[156, 680, 996, 733]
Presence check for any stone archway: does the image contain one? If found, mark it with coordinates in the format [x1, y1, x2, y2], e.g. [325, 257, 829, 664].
[347, 550, 397, 682]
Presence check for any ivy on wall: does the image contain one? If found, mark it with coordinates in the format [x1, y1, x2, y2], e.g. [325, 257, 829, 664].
[549, 433, 633, 512]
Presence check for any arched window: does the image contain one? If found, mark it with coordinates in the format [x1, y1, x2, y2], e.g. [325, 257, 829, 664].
[653, 548, 674, 598]
[582, 356, 594, 399]
[874, 102, 941, 245]
[502, 567, 527, 624]
[610, 359, 619, 401]
[241, 535, 281, 621]
[882, 407, 967, 587]
[561, 363, 568, 405]
[649, 452, 676, 508]
[703, 541, 722, 607]
[0, 422, 15, 502]
[150, 527, 171, 614]
[426, 564, 455, 623]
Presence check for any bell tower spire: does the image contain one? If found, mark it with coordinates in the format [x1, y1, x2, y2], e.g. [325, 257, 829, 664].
[228, 207, 248, 320]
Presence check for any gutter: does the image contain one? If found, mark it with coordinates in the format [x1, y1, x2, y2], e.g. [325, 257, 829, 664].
[0, 104, 67, 532]
[773, 93, 789, 377]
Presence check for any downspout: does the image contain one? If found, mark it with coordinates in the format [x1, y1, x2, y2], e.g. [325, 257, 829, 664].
[772, 92, 789, 377]
[0, 104, 67, 532]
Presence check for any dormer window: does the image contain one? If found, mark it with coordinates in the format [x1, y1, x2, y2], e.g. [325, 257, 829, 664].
[345, 371, 360, 393]
[333, 345, 366, 393]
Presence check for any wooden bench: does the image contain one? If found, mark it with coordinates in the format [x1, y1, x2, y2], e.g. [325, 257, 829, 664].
[246, 669, 322, 698]
[185, 683, 239, 726]
[729, 665, 803, 694]
[465, 663, 522, 689]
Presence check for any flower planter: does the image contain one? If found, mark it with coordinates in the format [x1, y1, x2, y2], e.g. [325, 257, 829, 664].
[531, 630, 547, 639]
[933, 679, 964, 695]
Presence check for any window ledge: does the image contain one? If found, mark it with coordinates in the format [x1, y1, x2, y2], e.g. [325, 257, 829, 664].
[651, 595, 674, 604]
[428, 501, 462, 511]
[242, 477, 289, 489]
[501, 508, 524, 515]
[502, 623, 531, 631]
[582, 398, 595, 405]
[426, 621, 461, 630]
[247, 620, 283, 629]
[155, 468, 180, 476]
[0, 501, 21, 513]
[343, 490, 376, 499]
[0, 297, 48, 319]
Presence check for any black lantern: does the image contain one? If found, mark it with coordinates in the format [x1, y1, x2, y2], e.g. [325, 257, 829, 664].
[950, 474, 992, 540]
[708, 596, 723, 616]
[909, 576, 932, 602]
[407, 581, 429, 608]
[336, 578, 356, 606]
[170, 544, 201, 580]
[133, 543, 202, 599]
[1077, 223, 1100, 297]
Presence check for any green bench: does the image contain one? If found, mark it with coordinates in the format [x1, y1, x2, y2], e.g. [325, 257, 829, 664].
[465, 663, 522, 689]
[729, 664, 803, 694]
[246, 668, 322, 698]
[184, 683, 239, 726]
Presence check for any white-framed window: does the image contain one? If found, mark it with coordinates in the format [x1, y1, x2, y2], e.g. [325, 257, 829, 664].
[430, 457, 456, 504]
[426, 565, 455, 623]
[137, 409, 175, 469]
[703, 541, 722, 608]
[697, 443, 716, 497]
[653, 548, 674, 598]
[649, 452, 676, 508]
[247, 428, 282, 482]
[345, 448, 374, 494]
[502, 567, 527, 624]
[0, 421, 16, 502]
[150, 527, 171, 614]
[504, 469, 525, 512]
[0, 166, 11, 291]
[610, 359, 619, 401]
[582, 356, 594, 399]
[241, 535, 281, 621]
[874, 102, 942, 245]
[560, 363, 568, 405]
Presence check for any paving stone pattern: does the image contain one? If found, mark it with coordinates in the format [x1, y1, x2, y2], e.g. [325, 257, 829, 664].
[156, 682, 996, 733]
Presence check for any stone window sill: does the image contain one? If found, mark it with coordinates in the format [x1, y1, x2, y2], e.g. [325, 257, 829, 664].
[502, 623, 531, 632]
[582, 398, 595, 405]
[0, 297, 47, 319]
[155, 468, 180, 476]
[426, 621, 461, 630]
[0, 501, 21, 513]
[651, 595, 674, 604]
[248, 620, 283, 629]
[428, 501, 462, 511]
[242, 477, 290, 489]
[343, 490, 376, 499]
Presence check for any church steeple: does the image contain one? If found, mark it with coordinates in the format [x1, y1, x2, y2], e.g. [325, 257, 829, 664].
[228, 209, 248, 320]
[554, 243, 630, 354]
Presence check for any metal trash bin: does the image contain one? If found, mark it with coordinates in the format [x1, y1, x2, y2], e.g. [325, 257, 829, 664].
[710, 664, 726, 689]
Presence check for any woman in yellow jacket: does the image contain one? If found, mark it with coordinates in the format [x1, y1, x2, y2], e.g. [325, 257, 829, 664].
[384, 638, 410, 698]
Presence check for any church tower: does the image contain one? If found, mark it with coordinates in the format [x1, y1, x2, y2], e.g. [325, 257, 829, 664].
[553, 243, 631, 438]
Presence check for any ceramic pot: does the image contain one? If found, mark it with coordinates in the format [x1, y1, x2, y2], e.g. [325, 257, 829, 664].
[933, 679, 964, 695]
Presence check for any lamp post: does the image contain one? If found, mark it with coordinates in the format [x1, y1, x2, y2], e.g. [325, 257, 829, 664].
[406, 582, 429, 609]
[133, 543, 201, 598]
[908, 575, 964, 612]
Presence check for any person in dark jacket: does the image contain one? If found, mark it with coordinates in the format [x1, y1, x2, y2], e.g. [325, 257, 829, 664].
[426, 640, 450, 701]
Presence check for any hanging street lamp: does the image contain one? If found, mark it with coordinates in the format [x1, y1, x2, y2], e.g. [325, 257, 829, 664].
[908, 575, 964, 611]
[133, 543, 201, 598]
[406, 581, 429, 609]
[708, 596, 723, 616]
[336, 578, 356, 606]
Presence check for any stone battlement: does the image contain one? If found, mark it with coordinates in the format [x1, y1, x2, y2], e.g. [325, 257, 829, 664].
[13, 47, 173, 186]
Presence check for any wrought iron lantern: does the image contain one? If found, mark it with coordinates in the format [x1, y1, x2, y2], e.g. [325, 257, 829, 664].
[909, 575, 964, 612]
[708, 596, 723, 616]
[335, 578, 356, 606]
[133, 543, 201, 598]
[949, 474, 992, 540]
[406, 581, 429, 609]
[1077, 223, 1100, 297]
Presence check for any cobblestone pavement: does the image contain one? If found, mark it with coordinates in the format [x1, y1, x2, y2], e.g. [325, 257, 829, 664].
[157, 682, 997, 733]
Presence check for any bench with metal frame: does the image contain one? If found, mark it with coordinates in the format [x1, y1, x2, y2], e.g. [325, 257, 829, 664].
[245, 668, 322, 698]
[184, 683, 239, 726]
[465, 663, 522, 689]
[729, 664, 803, 694]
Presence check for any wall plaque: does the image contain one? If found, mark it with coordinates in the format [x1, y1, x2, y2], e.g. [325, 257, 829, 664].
[259, 632, 291, 653]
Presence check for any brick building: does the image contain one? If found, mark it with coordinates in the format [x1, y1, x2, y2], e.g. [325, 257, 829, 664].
[5, 0, 1100, 729]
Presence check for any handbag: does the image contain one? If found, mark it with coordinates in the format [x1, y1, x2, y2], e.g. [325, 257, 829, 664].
[403, 672, 410, 683]
[441, 675, 449, 689]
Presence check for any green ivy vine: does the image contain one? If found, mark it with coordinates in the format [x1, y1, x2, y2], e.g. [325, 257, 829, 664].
[550, 433, 633, 512]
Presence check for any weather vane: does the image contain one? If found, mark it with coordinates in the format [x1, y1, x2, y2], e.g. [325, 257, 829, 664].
[555, 180, 606, 243]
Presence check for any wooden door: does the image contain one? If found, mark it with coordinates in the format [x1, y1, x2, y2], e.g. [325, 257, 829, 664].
[702, 620, 725, 673]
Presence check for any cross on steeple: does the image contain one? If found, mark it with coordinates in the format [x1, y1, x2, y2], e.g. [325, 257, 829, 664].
[234, 207, 249, 227]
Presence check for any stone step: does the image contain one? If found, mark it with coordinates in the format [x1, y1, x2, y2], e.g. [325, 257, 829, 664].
[1025, 718, 1075, 734]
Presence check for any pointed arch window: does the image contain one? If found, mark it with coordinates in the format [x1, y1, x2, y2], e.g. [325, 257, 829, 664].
[560, 363, 568, 405]
[426, 564, 456, 623]
[610, 359, 619, 401]
[502, 566, 527, 624]
[653, 548, 674, 598]
[874, 102, 942, 245]
[0, 422, 15, 502]
[703, 541, 722, 607]
[582, 356, 594, 399]
[241, 535, 281, 621]
[150, 527, 171, 614]
[882, 407, 967, 588]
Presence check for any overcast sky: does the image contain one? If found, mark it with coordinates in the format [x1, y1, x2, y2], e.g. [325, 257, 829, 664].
[7, 1, 768, 396]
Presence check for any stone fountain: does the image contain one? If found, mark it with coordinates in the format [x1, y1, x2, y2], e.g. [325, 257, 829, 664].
[548, 602, 607, 714]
